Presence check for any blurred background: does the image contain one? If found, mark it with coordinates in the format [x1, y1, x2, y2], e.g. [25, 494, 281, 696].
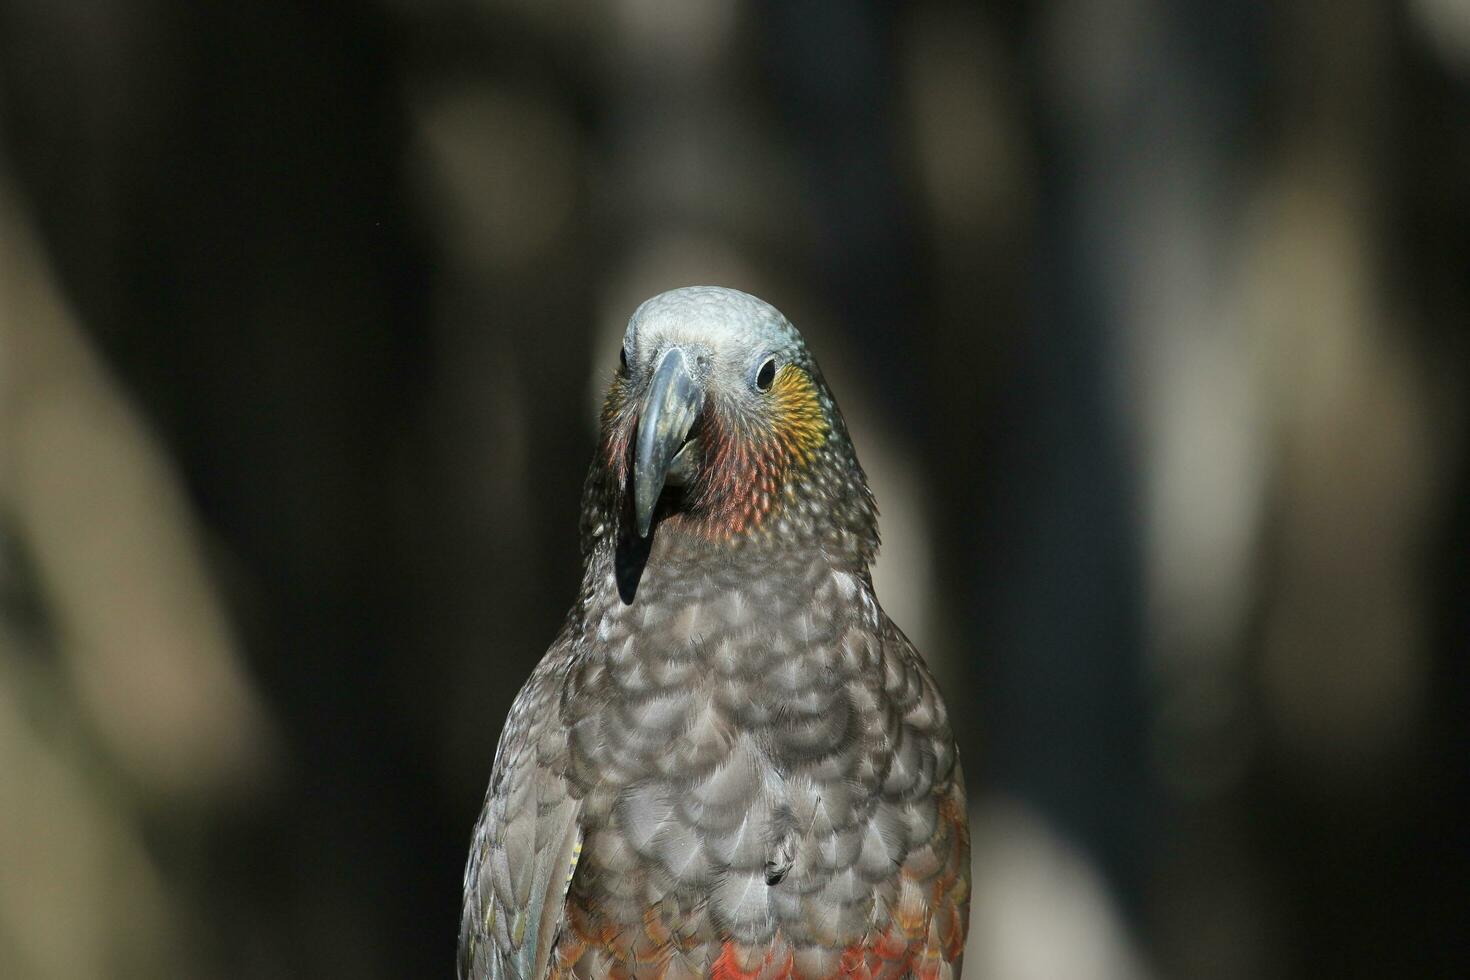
[1, 1, 1466, 978]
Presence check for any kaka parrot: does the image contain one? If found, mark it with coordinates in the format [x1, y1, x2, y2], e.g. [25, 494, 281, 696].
[460, 287, 969, 980]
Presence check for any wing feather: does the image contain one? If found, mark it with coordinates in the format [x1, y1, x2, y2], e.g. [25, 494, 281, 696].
[459, 647, 583, 980]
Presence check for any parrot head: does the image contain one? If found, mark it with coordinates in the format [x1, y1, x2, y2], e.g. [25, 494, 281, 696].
[588, 286, 878, 569]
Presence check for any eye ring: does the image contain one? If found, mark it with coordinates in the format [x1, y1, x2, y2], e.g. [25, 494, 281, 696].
[754, 356, 777, 392]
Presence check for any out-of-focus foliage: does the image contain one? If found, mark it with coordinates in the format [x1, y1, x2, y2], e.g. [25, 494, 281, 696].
[0, 1, 1465, 978]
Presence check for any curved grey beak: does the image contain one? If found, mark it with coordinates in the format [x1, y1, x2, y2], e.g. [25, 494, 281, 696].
[633, 347, 703, 537]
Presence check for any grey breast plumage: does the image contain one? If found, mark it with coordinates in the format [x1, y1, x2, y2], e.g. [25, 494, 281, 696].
[460, 549, 967, 980]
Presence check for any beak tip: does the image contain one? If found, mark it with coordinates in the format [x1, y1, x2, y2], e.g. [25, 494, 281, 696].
[632, 479, 656, 538]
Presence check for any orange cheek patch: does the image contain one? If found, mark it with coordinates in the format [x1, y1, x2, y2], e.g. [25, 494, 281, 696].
[727, 365, 829, 536]
[681, 365, 830, 540]
[600, 380, 635, 479]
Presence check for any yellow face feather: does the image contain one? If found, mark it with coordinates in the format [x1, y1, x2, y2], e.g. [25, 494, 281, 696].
[769, 364, 828, 465]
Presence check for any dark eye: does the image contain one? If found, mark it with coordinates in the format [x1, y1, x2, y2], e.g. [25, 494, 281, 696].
[754, 357, 777, 392]
[620, 346, 629, 372]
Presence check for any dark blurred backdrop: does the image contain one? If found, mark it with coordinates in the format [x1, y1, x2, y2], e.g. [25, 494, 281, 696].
[1, 2, 1467, 978]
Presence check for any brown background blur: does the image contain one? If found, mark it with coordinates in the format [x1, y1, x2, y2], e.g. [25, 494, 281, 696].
[1, 2, 1466, 978]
